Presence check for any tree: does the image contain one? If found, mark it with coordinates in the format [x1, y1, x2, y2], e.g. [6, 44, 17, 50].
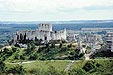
[74, 49, 81, 59]
[3, 48, 9, 54]
[20, 55, 25, 60]
[0, 60, 6, 74]
[30, 43, 35, 50]
[35, 37, 38, 41]
[39, 39, 43, 45]
[12, 47, 18, 52]
[47, 66, 60, 75]
[14, 54, 20, 60]
[29, 53, 38, 60]
[51, 43, 55, 48]
[45, 47, 50, 53]
[9, 39, 14, 45]
[59, 43, 62, 48]
[83, 61, 96, 72]
[3, 48, 13, 56]
[68, 44, 72, 48]
[68, 68, 87, 75]
[8, 65, 25, 75]
[45, 43, 49, 48]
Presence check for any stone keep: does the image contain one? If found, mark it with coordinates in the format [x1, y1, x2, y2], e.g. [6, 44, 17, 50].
[14, 23, 66, 42]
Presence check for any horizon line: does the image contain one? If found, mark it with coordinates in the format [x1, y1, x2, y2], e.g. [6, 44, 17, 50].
[0, 19, 113, 22]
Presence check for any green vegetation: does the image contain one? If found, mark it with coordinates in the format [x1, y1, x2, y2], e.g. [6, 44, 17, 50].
[7, 65, 25, 75]
[0, 42, 82, 62]
[0, 60, 6, 74]
[0, 41, 113, 75]
[92, 50, 113, 58]
[1, 59, 112, 75]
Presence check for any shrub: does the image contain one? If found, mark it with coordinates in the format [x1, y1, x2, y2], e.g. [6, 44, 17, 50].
[51, 43, 55, 48]
[82, 61, 96, 72]
[7, 65, 25, 75]
[59, 43, 62, 48]
[68, 68, 87, 75]
[0, 60, 6, 74]
[67, 44, 72, 48]
[47, 66, 60, 75]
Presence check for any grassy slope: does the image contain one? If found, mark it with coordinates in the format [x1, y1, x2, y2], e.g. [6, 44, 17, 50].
[6, 60, 70, 73]
[23, 60, 70, 72]
[5, 59, 113, 75]
[1, 44, 113, 74]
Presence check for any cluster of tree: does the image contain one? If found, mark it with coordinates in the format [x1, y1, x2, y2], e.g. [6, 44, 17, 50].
[7, 65, 25, 75]
[0, 42, 84, 61]
[0, 46, 26, 62]
[67, 60, 113, 75]
[34, 43, 83, 60]
[0, 59, 25, 75]
[0, 60, 6, 74]
[83, 60, 113, 75]
[49, 40, 67, 44]
[0, 47, 16, 61]
[92, 50, 113, 58]
[14, 43, 37, 60]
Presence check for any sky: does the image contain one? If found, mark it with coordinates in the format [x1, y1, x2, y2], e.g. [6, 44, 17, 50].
[0, 0, 113, 21]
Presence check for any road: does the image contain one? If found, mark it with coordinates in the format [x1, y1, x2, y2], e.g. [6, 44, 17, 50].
[64, 60, 81, 72]
[85, 48, 96, 60]
[64, 61, 74, 72]
[6, 60, 36, 64]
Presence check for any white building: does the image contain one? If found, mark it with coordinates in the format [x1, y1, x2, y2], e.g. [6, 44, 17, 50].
[14, 23, 66, 43]
[67, 33, 77, 42]
[77, 33, 103, 53]
[105, 32, 113, 52]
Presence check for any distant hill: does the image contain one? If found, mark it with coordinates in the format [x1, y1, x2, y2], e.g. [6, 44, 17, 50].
[0, 20, 113, 24]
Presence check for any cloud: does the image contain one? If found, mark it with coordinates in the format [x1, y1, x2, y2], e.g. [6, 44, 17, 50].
[0, 0, 31, 13]
[56, 0, 113, 12]
[0, 0, 113, 21]
[1, 0, 113, 12]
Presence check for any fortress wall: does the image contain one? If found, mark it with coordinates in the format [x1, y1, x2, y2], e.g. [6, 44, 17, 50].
[14, 24, 66, 42]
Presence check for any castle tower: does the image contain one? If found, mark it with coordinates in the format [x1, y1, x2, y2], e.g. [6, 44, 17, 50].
[38, 23, 52, 31]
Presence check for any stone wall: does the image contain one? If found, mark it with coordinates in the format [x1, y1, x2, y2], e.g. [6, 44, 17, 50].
[14, 24, 66, 43]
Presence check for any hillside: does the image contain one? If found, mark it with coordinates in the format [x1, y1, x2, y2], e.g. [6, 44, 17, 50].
[2, 59, 113, 75]
[0, 42, 113, 75]
[0, 42, 83, 63]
